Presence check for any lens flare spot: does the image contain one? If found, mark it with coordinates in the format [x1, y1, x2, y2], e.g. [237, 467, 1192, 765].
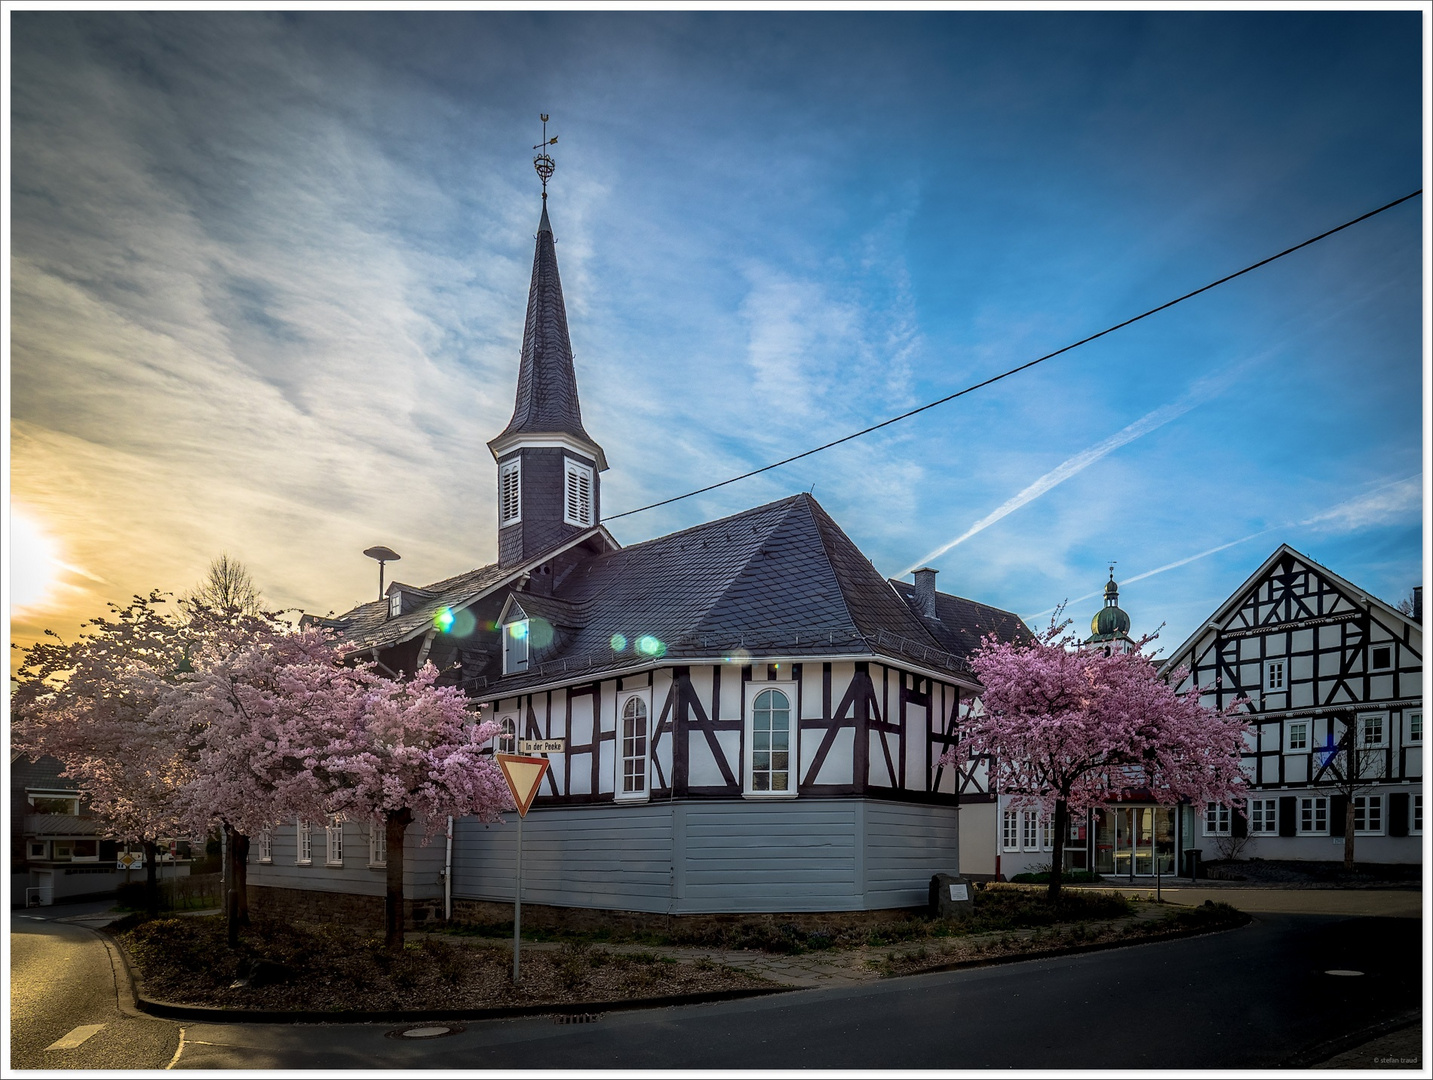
[636, 635, 666, 658]
[452, 609, 478, 637]
[434, 607, 456, 632]
[725, 648, 751, 665]
[610, 633, 628, 652]
[528, 618, 555, 648]
[508, 621, 528, 640]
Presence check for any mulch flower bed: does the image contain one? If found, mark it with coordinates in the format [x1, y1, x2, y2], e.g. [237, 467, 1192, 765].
[116, 916, 766, 1012]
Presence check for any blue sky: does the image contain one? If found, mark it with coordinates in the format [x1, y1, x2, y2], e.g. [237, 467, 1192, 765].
[7, 9, 1427, 664]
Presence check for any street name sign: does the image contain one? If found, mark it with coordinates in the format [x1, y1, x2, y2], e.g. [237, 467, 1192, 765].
[496, 753, 550, 817]
[517, 738, 566, 754]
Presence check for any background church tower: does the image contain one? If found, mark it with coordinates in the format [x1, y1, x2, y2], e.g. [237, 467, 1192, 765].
[487, 118, 608, 568]
[1083, 567, 1135, 654]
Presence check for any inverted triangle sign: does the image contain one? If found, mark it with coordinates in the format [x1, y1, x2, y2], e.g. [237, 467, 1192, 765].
[496, 753, 550, 817]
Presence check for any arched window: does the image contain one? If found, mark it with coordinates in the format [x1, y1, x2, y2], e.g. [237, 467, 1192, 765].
[495, 715, 517, 755]
[618, 694, 649, 798]
[749, 688, 792, 794]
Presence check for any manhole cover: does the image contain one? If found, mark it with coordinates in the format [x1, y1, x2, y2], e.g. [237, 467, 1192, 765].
[1324, 969, 1364, 977]
[386, 1023, 465, 1039]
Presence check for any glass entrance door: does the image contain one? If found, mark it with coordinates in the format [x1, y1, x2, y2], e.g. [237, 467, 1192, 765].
[1111, 807, 1177, 876]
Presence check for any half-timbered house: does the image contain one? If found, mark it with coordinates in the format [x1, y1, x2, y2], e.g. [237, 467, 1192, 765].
[245, 190, 1027, 921]
[1160, 546, 1422, 866]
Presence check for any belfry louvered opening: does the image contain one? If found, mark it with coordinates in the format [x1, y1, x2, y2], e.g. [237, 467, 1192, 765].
[564, 458, 593, 527]
[500, 460, 521, 525]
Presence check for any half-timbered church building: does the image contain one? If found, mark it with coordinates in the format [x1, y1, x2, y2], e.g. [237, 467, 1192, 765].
[247, 179, 1027, 922]
[1161, 547, 1422, 866]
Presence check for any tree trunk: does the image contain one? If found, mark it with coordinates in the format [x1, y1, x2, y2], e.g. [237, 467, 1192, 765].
[385, 808, 414, 953]
[1047, 799, 1068, 904]
[1344, 798, 1357, 872]
[234, 832, 251, 924]
[143, 839, 160, 917]
[224, 823, 241, 948]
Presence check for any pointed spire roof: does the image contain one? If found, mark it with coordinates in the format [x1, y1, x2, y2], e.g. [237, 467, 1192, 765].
[488, 201, 606, 469]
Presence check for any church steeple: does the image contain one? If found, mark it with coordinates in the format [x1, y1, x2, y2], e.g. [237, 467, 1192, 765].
[488, 117, 607, 568]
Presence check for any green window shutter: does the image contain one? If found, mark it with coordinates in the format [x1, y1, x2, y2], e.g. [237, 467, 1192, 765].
[1330, 795, 1348, 835]
[1389, 792, 1410, 837]
[1279, 796, 1297, 837]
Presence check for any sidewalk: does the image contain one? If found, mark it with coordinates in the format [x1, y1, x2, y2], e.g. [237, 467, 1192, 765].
[1068, 882, 1422, 917]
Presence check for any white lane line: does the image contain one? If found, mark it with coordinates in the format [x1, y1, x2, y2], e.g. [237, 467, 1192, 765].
[45, 1024, 106, 1050]
[166, 1027, 187, 1069]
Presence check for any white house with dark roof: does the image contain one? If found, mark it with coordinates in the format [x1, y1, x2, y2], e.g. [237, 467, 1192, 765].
[248, 182, 1027, 922]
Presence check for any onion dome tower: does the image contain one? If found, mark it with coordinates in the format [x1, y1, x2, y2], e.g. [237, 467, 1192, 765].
[1084, 567, 1135, 654]
[488, 115, 608, 568]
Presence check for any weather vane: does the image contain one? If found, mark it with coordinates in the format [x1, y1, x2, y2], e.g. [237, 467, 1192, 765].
[533, 113, 557, 199]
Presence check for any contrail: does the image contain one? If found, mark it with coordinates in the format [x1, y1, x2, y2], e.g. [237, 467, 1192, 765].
[1019, 473, 1422, 622]
[897, 396, 1202, 578]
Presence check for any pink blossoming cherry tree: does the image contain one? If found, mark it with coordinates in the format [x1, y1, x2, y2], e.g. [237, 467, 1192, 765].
[944, 622, 1250, 900]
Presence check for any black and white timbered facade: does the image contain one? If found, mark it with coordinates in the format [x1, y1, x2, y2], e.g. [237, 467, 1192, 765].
[247, 192, 1027, 917]
[1161, 546, 1423, 865]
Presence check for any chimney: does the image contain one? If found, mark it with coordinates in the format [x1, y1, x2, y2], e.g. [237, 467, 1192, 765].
[1414, 585, 1422, 624]
[913, 567, 938, 620]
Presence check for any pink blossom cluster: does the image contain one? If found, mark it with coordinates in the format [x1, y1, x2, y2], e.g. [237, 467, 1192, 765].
[942, 624, 1250, 814]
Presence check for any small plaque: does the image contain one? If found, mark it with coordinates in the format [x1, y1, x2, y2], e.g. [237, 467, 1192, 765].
[518, 739, 566, 754]
[949, 884, 969, 902]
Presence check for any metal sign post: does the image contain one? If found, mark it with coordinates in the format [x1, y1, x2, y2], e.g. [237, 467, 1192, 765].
[496, 753, 553, 985]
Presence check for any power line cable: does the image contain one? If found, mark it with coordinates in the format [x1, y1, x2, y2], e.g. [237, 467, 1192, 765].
[605, 189, 1421, 522]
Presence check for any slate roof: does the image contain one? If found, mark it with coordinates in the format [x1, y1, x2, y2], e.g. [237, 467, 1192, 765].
[476, 493, 985, 695]
[324, 562, 517, 653]
[493, 202, 595, 445]
[887, 580, 1032, 660]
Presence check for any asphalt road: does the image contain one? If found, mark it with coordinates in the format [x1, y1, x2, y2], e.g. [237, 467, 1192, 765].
[9, 907, 177, 1071]
[167, 911, 1420, 1070]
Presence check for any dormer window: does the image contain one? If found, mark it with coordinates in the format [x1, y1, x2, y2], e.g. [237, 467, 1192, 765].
[500, 459, 521, 526]
[504, 619, 530, 674]
[564, 459, 594, 527]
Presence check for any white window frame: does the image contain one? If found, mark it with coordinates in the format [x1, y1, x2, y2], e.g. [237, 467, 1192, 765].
[257, 830, 273, 864]
[1406, 711, 1422, 745]
[296, 819, 312, 865]
[499, 459, 522, 526]
[1249, 798, 1278, 835]
[1264, 659, 1286, 692]
[1286, 720, 1309, 752]
[1040, 815, 1054, 850]
[503, 619, 530, 674]
[1353, 794, 1384, 835]
[389, 592, 402, 618]
[325, 815, 344, 866]
[1298, 796, 1329, 836]
[1412, 794, 1422, 836]
[615, 689, 652, 802]
[369, 817, 388, 867]
[494, 713, 518, 755]
[28, 840, 48, 860]
[1369, 643, 1394, 671]
[744, 682, 796, 797]
[1001, 809, 1020, 852]
[1203, 803, 1231, 836]
[563, 458, 594, 528]
[1358, 712, 1388, 750]
[1021, 811, 1039, 852]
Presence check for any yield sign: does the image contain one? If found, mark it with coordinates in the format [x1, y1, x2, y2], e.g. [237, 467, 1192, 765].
[496, 753, 549, 817]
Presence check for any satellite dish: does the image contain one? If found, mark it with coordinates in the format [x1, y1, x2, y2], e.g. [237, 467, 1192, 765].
[363, 546, 401, 599]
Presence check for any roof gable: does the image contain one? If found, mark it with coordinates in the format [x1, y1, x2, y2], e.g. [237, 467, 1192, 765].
[1162, 543, 1419, 671]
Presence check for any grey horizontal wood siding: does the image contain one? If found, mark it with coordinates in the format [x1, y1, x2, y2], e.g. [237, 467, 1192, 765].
[448, 798, 959, 914]
[245, 819, 444, 899]
[863, 801, 960, 907]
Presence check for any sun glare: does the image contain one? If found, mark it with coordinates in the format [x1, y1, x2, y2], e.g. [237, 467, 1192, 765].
[11, 509, 65, 613]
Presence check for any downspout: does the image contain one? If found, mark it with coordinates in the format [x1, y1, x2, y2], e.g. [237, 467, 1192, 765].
[444, 815, 453, 922]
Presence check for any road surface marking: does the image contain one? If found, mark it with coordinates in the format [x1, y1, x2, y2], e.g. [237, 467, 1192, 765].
[46, 1024, 106, 1050]
[166, 1027, 187, 1069]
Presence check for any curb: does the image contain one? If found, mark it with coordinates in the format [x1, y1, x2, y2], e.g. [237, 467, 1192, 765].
[107, 911, 1250, 1026]
[875, 910, 1254, 980]
[1282, 1009, 1423, 1069]
[129, 983, 797, 1025]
